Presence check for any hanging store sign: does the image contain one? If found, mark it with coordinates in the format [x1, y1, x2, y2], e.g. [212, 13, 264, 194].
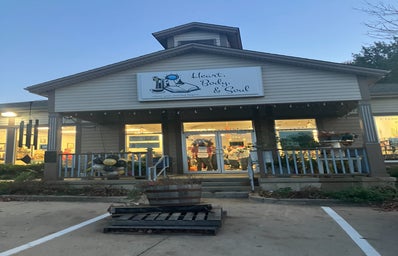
[137, 66, 263, 101]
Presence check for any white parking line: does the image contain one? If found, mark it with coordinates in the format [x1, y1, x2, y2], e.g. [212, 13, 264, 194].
[322, 206, 381, 256]
[0, 212, 110, 256]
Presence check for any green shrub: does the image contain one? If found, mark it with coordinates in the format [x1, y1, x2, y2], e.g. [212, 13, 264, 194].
[387, 166, 398, 178]
[127, 188, 143, 200]
[259, 185, 397, 203]
[14, 170, 38, 182]
[0, 164, 44, 180]
[326, 186, 397, 203]
[0, 180, 132, 196]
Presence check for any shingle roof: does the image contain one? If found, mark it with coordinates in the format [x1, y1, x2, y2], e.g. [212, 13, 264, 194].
[369, 83, 398, 97]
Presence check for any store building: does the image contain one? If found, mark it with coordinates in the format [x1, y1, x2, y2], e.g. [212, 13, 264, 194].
[369, 83, 398, 162]
[0, 100, 76, 165]
[1, 22, 396, 181]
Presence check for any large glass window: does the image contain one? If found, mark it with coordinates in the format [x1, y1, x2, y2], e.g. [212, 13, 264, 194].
[183, 121, 253, 132]
[125, 124, 163, 156]
[61, 126, 76, 156]
[0, 129, 6, 164]
[14, 125, 76, 164]
[375, 115, 398, 160]
[275, 119, 318, 149]
[15, 126, 48, 164]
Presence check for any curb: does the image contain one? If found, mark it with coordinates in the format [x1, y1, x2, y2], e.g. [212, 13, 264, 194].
[2, 194, 362, 206]
[248, 193, 347, 206]
[1, 195, 128, 203]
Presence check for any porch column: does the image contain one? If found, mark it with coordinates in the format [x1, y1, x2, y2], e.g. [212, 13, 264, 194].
[44, 93, 63, 180]
[358, 101, 387, 176]
[47, 112, 62, 152]
[253, 109, 276, 176]
[357, 77, 387, 177]
[5, 117, 16, 164]
[161, 110, 182, 174]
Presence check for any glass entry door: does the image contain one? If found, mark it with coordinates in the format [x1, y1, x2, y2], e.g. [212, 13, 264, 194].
[185, 133, 219, 173]
[184, 127, 255, 174]
[220, 131, 253, 172]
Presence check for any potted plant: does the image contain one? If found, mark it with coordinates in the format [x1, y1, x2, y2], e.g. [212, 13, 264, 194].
[318, 131, 357, 146]
[142, 176, 202, 206]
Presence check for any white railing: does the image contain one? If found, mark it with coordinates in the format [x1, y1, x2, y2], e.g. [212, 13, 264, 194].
[58, 151, 150, 178]
[148, 155, 170, 181]
[247, 147, 259, 192]
[261, 148, 369, 176]
[58, 148, 369, 179]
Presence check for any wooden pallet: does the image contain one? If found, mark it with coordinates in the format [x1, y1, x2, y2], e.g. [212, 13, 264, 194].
[104, 204, 224, 235]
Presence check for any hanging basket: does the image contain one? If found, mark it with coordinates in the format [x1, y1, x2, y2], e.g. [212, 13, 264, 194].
[145, 183, 202, 206]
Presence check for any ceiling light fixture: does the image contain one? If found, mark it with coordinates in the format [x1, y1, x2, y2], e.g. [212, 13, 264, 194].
[1, 112, 17, 117]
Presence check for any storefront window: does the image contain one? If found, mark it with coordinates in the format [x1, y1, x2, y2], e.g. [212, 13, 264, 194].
[61, 126, 76, 156]
[275, 119, 318, 149]
[0, 129, 6, 164]
[14, 125, 76, 164]
[15, 126, 48, 164]
[375, 116, 398, 160]
[125, 124, 163, 156]
[183, 121, 253, 132]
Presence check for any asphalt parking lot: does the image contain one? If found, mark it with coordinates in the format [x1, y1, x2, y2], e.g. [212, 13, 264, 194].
[0, 199, 397, 256]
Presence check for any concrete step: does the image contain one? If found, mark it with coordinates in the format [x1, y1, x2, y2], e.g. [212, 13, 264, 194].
[200, 177, 258, 198]
[201, 181, 251, 187]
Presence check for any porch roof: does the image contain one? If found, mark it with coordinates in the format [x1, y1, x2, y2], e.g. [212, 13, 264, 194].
[61, 101, 358, 125]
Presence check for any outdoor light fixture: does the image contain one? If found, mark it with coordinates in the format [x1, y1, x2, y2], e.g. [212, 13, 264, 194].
[1, 111, 17, 117]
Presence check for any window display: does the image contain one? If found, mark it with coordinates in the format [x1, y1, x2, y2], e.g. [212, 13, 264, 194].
[0, 129, 6, 164]
[183, 121, 254, 173]
[275, 119, 318, 149]
[125, 124, 163, 155]
[375, 116, 398, 160]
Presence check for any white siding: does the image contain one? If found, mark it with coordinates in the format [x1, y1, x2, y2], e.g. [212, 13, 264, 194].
[371, 98, 398, 114]
[81, 124, 120, 153]
[263, 63, 360, 103]
[0, 112, 48, 126]
[174, 31, 221, 46]
[55, 53, 361, 112]
[318, 116, 363, 147]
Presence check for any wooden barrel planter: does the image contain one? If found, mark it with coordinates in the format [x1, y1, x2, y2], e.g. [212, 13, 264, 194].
[145, 184, 202, 206]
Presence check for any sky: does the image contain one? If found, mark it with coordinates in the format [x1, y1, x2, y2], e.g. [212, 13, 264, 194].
[0, 0, 396, 103]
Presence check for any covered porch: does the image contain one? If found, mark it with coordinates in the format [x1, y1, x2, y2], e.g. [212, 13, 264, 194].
[43, 97, 389, 181]
[58, 147, 370, 179]
[55, 146, 396, 196]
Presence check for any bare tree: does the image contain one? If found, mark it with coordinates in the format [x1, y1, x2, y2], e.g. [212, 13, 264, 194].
[359, 1, 398, 39]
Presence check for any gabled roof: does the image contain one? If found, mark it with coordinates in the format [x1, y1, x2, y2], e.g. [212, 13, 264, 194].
[152, 22, 243, 49]
[25, 43, 390, 97]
